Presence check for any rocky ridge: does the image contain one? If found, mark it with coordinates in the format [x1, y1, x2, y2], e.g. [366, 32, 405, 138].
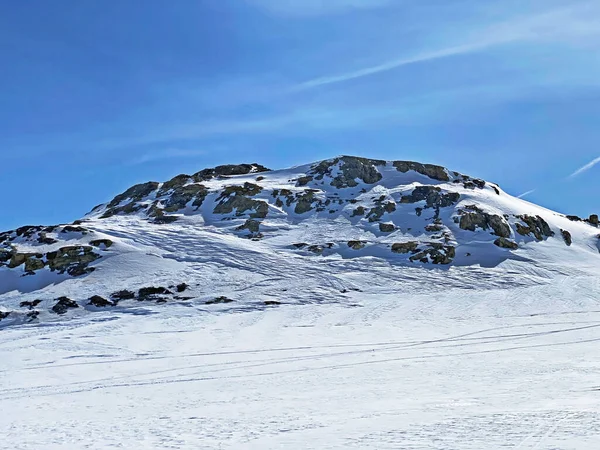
[1, 156, 599, 327]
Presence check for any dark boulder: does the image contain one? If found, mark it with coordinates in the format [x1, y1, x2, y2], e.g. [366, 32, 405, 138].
[516, 215, 555, 240]
[205, 296, 235, 305]
[393, 161, 449, 182]
[391, 242, 419, 254]
[458, 206, 511, 238]
[52, 297, 79, 315]
[494, 237, 519, 250]
[561, 229, 572, 246]
[111, 290, 135, 301]
[88, 296, 115, 307]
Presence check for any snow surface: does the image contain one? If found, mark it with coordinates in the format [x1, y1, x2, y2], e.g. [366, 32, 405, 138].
[1, 158, 600, 448]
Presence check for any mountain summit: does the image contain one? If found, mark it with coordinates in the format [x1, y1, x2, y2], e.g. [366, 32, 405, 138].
[1, 156, 599, 327]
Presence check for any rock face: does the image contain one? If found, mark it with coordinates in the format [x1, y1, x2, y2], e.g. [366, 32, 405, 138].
[348, 240, 367, 250]
[458, 206, 511, 238]
[494, 237, 519, 250]
[409, 244, 456, 265]
[393, 161, 449, 181]
[88, 296, 115, 307]
[52, 297, 79, 315]
[391, 242, 419, 254]
[310, 156, 385, 188]
[561, 229, 573, 246]
[516, 215, 555, 240]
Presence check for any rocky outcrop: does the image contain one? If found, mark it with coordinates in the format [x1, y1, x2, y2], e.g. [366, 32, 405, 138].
[494, 237, 519, 250]
[348, 240, 367, 250]
[237, 219, 261, 234]
[589, 215, 599, 227]
[88, 296, 115, 307]
[205, 296, 235, 305]
[458, 206, 511, 238]
[111, 290, 135, 301]
[214, 183, 268, 218]
[192, 164, 270, 182]
[409, 244, 456, 264]
[52, 297, 79, 315]
[391, 242, 419, 254]
[561, 229, 572, 246]
[393, 161, 449, 182]
[516, 215, 555, 240]
[47, 246, 100, 276]
[101, 182, 160, 218]
[138, 287, 172, 300]
[310, 156, 385, 188]
[89, 239, 113, 249]
[379, 223, 396, 233]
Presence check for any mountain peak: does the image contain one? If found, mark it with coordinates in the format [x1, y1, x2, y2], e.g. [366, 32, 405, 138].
[1, 155, 599, 328]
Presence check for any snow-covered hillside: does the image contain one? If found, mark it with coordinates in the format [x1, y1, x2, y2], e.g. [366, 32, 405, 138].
[2, 156, 600, 449]
[1, 156, 599, 327]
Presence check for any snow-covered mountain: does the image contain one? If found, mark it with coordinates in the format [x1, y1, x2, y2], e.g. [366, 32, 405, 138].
[1, 155, 599, 327]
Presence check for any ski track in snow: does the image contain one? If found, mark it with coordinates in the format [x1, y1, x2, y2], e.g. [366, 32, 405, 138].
[1, 299, 600, 450]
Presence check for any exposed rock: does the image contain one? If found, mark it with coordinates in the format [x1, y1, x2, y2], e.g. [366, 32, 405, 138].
[111, 290, 135, 301]
[193, 164, 270, 182]
[158, 174, 191, 196]
[494, 237, 519, 250]
[164, 184, 208, 212]
[88, 296, 115, 307]
[352, 206, 366, 217]
[237, 219, 261, 233]
[214, 192, 268, 218]
[391, 242, 419, 254]
[458, 206, 511, 238]
[566, 215, 582, 222]
[0, 311, 10, 320]
[153, 215, 179, 224]
[296, 176, 314, 187]
[24, 256, 45, 272]
[37, 233, 58, 245]
[330, 156, 385, 188]
[347, 240, 367, 250]
[401, 186, 460, 213]
[52, 297, 79, 315]
[367, 202, 396, 222]
[138, 287, 172, 300]
[205, 296, 234, 305]
[20, 300, 42, 310]
[409, 244, 456, 264]
[561, 229, 572, 246]
[46, 246, 100, 276]
[176, 283, 189, 293]
[292, 243, 308, 249]
[425, 223, 444, 232]
[516, 215, 555, 240]
[294, 190, 317, 215]
[26, 311, 39, 322]
[393, 161, 449, 182]
[589, 215, 599, 227]
[89, 239, 113, 249]
[307, 245, 324, 254]
[264, 300, 282, 306]
[102, 182, 160, 218]
[379, 223, 396, 233]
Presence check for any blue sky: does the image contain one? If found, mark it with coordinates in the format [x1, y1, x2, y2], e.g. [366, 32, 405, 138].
[2, 0, 600, 229]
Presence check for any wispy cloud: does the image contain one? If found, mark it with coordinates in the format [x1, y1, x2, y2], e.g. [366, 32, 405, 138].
[296, 3, 600, 89]
[126, 149, 207, 166]
[247, 0, 392, 17]
[568, 156, 600, 178]
[517, 189, 536, 199]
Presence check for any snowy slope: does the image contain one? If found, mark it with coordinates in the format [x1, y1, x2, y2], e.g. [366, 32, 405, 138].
[1, 156, 599, 327]
[1, 156, 600, 449]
